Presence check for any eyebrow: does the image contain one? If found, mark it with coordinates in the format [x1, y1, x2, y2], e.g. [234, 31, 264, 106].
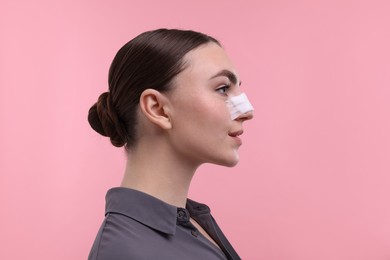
[209, 69, 241, 86]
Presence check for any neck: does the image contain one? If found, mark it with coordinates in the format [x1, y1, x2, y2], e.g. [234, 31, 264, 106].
[121, 137, 200, 208]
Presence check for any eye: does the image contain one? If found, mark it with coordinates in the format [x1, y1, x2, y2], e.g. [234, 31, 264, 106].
[216, 85, 230, 95]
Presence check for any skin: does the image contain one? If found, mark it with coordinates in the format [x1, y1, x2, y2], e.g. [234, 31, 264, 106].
[121, 42, 253, 209]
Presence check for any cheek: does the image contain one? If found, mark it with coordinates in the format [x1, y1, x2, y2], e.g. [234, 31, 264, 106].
[194, 102, 232, 143]
[208, 100, 231, 122]
[192, 99, 230, 126]
[171, 91, 232, 137]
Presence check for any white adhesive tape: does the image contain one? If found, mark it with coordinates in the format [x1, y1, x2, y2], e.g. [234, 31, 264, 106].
[226, 93, 254, 120]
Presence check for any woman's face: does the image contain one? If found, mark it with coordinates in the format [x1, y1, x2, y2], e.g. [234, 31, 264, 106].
[166, 42, 253, 167]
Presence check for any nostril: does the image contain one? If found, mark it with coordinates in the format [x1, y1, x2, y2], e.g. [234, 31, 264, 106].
[235, 111, 254, 121]
[246, 111, 254, 120]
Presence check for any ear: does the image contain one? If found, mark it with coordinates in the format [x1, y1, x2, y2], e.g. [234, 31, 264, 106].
[139, 89, 172, 130]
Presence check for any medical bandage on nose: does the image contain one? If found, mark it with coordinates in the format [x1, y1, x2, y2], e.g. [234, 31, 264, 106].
[226, 93, 254, 120]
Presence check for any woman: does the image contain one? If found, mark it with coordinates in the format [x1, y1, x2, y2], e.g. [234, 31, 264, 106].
[88, 29, 253, 260]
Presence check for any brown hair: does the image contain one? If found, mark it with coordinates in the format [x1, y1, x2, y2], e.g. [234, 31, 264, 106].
[88, 29, 220, 150]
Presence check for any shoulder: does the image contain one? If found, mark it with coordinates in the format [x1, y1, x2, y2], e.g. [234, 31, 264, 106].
[88, 213, 154, 260]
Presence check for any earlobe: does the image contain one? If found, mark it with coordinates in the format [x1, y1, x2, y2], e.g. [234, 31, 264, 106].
[139, 89, 172, 130]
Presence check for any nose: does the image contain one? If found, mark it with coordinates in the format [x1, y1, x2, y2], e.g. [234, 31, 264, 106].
[227, 92, 254, 121]
[235, 110, 254, 121]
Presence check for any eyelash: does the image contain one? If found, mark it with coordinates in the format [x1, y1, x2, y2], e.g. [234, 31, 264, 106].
[216, 85, 230, 95]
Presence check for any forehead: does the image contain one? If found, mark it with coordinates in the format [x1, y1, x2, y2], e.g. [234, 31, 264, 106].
[179, 43, 239, 82]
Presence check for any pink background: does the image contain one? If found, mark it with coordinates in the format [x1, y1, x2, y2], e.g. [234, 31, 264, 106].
[1, 0, 390, 259]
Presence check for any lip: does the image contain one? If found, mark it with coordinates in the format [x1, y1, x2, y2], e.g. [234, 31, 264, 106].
[230, 135, 242, 145]
[228, 130, 243, 145]
[228, 130, 243, 137]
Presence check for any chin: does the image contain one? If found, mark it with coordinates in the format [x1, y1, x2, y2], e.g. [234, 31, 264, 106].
[225, 159, 240, 167]
[214, 155, 240, 168]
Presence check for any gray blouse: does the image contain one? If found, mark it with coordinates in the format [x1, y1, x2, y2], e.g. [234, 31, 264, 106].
[88, 187, 241, 260]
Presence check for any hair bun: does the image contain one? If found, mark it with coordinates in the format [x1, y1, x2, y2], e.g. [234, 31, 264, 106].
[88, 92, 128, 147]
